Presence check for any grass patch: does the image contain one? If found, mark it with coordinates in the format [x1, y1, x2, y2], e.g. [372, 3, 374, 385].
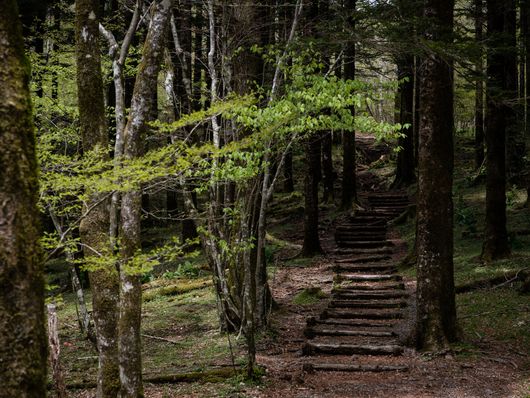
[292, 287, 327, 305]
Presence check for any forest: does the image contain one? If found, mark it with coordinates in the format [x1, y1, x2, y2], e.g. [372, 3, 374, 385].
[0, 0, 529, 396]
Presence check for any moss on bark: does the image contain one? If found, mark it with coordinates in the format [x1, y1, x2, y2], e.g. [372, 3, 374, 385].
[0, 1, 47, 395]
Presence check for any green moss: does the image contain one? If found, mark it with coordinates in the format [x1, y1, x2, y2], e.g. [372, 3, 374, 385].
[292, 287, 327, 305]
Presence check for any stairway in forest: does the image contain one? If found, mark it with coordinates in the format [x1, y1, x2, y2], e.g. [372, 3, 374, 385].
[302, 193, 411, 373]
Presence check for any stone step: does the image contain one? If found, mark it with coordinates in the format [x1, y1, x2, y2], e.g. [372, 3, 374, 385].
[302, 342, 404, 356]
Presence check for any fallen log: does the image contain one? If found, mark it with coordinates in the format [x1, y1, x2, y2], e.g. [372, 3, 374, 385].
[329, 299, 406, 309]
[303, 363, 409, 373]
[60, 367, 243, 390]
[302, 342, 403, 356]
[321, 309, 403, 320]
[304, 328, 395, 339]
[307, 317, 396, 329]
[455, 269, 528, 294]
[334, 255, 391, 264]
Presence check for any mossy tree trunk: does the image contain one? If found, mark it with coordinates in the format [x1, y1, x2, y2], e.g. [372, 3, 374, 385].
[75, 1, 120, 396]
[341, 0, 357, 210]
[0, 1, 47, 395]
[481, 0, 511, 261]
[415, 0, 458, 351]
[118, 1, 172, 396]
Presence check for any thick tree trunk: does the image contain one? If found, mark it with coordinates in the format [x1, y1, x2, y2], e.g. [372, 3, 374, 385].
[0, 2, 47, 395]
[416, 0, 457, 351]
[75, 1, 120, 396]
[482, 0, 511, 261]
[341, 0, 357, 210]
[302, 136, 323, 256]
[393, 56, 415, 187]
[118, 1, 172, 396]
[474, 0, 485, 170]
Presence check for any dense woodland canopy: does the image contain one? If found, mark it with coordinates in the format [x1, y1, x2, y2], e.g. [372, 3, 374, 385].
[1, 0, 530, 396]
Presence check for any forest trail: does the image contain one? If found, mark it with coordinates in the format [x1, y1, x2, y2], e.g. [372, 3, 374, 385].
[302, 193, 412, 373]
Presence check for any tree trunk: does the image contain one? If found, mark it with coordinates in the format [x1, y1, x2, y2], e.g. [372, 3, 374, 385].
[75, 1, 120, 396]
[523, 0, 530, 205]
[302, 136, 323, 256]
[47, 303, 67, 398]
[283, 150, 295, 192]
[341, 0, 357, 210]
[0, 2, 47, 395]
[118, 1, 172, 396]
[393, 56, 415, 187]
[474, 0, 485, 170]
[482, 0, 511, 261]
[415, 0, 457, 351]
[322, 132, 335, 202]
[505, 0, 525, 181]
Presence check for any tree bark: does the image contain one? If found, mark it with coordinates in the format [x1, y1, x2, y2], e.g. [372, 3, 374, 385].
[118, 1, 172, 396]
[75, 1, 120, 396]
[322, 132, 334, 202]
[482, 0, 511, 261]
[0, 2, 47, 395]
[393, 55, 416, 187]
[415, 0, 457, 351]
[505, 0, 525, 181]
[474, 0, 485, 169]
[301, 136, 323, 256]
[341, 0, 357, 210]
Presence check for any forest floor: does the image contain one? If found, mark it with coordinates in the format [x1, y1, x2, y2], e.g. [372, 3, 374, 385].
[51, 134, 530, 397]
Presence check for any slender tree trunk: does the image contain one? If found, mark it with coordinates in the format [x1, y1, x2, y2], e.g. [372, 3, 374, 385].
[341, 0, 357, 210]
[322, 132, 334, 202]
[482, 0, 511, 261]
[283, 150, 295, 192]
[0, 2, 47, 395]
[47, 303, 67, 398]
[505, 0, 525, 181]
[474, 0, 485, 170]
[118, 1, 172, 396]
[523, 0, 530, 205]
[302, 136, 323, 256]
[75, 1, 120, 396]
[414, 56, 421, 166]
[393, 56, 415, 187]
[416, 0, 457, 351]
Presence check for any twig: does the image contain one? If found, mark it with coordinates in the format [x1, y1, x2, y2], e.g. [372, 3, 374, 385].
[141, 334, 180, 345]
